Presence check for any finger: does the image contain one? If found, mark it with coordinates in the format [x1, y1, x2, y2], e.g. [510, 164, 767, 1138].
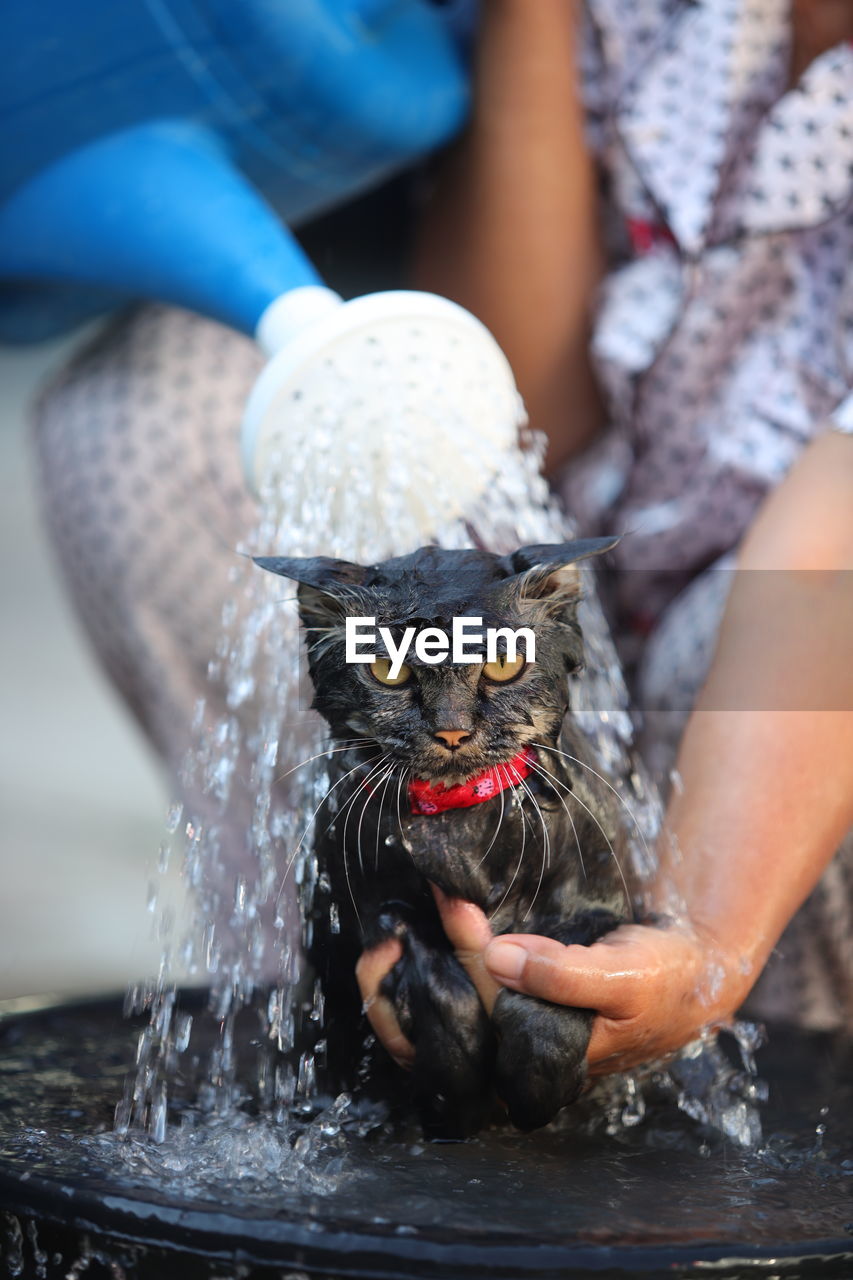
[355, 939, 415, 1069]
[364, 995, 416, 1070]
[431, 885, 502, 1016]
[431, 885, 492, 952]
[483, 928, 648, 1018]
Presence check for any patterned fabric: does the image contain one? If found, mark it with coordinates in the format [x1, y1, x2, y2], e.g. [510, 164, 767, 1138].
[32, 309, 306, 958]
[560, 0, 853, 1030]
[562, 0, 853, 628]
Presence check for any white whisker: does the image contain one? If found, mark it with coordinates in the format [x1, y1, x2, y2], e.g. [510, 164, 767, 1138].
[317, 751, 386, 842]
[395, 768, 408, 844]
[274, 751, 381, 908]
[373, 765, 398, 873]
[488, 765, 528, 923]
[532, 740, 654, 870]
[526, 758, 587, 884]
[476, 770, 507, 869]
[272, 738, 375, 787]
[515, 773, 550, 923]
[365, 763, 396, 875]
[529, 755, 632, 912]
[341, 753, 393, 925]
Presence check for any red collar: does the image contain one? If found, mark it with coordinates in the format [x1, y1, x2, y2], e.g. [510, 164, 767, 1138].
[409, 747, 538, 815]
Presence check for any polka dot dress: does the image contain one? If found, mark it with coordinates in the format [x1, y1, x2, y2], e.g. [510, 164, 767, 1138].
[32, 307, 309, 950]
[558, 0, 853, 1030]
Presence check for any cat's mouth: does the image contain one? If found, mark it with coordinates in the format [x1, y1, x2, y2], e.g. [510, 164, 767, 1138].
[413, 741, 537, 788]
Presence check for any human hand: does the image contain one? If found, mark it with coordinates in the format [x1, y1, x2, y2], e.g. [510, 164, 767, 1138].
[354, 936, 415, 1071]
[356, 889, 746, 1076]
[354, 888, 502, 1071]
[469, 912, 743, 1075]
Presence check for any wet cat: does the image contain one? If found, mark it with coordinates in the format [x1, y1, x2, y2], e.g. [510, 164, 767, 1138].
[256, 539, 633, 1137]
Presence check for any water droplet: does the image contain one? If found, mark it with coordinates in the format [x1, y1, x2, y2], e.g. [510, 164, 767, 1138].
[157, 839, 171, 874]
[669, 768, 685, 795]
[165, 802, 183, 834]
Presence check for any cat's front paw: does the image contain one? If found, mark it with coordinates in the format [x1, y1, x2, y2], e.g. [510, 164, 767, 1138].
[492, 988, 592, 1131]
[381, 927, 496, 1139]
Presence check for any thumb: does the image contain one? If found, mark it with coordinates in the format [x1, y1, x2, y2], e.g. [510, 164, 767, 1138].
[430, 885, 501, 1015]
[484, 930, 645, 1018]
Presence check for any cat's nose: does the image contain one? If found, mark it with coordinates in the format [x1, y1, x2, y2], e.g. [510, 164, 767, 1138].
[433, 729, 472, 750]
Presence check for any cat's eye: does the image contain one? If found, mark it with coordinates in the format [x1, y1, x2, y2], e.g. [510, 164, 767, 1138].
[482, 653, 526, 684]
[369, 657, 412, 687]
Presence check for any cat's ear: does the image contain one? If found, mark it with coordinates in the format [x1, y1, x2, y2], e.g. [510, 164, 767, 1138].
[253, 555, 367, 632]
[506, 536, 619, 613]
[253, 555, 365, 590]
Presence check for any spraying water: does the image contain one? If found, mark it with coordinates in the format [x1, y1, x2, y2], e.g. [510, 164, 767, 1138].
[112, 326, 762, 1181]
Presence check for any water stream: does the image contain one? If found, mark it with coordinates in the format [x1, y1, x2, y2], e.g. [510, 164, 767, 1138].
[108, 358, 766, 1180]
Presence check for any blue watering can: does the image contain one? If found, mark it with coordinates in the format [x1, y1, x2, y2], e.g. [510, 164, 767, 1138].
[0, 0, 522, 533]
[0, 0, 471, 344]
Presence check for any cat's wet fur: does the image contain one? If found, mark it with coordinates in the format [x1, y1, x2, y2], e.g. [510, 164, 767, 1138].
[256, 539, 633, 1137]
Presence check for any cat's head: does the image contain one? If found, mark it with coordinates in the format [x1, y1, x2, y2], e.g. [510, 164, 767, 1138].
[255, 539, 617, 784]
